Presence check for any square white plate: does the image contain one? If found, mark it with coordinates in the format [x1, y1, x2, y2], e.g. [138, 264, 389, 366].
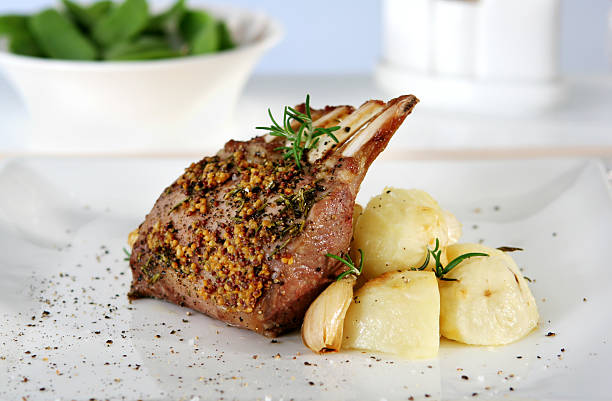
[0, 156, 610, 401]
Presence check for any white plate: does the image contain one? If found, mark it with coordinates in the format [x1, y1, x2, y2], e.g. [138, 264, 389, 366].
[0, 157, 610, 401]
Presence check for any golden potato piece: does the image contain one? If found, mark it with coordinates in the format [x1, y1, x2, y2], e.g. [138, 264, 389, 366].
[343, 270, 440, 359]
[351, 188, 460, 281]
[440, 243, 539, 345]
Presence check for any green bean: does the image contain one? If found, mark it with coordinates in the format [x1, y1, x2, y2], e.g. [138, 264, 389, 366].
[62, 0, 113, 31]
[92, 0, 148, 47]
[179, 10, 218, 55]
[216, 20, 235, 51]
[29, 9, 97, 60]
[105, 36, 180, 60]
[146, 0, 185, 34]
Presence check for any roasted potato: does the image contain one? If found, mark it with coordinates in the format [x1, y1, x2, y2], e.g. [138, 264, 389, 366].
[342, 270, 440, 359]
[439, 243, 539, 345]
[351, 188, 461, 280]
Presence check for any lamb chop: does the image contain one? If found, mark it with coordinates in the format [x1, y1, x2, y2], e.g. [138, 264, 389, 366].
[128, 94, 419, 337]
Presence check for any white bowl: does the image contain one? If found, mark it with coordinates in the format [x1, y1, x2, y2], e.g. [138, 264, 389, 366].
[0, 3, 282, 154]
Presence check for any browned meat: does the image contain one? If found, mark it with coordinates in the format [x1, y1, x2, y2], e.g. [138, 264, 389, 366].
[128, 95, 419, 337]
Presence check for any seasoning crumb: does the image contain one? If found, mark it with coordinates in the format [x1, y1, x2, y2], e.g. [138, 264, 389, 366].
[304, 362, 311, 366]
[106, 340, 113, 344]
[252, 355, 258, 359]
[509, 387, 515, 391]
[308, 381, 315, 386]
[472, 393, 478, 397]
[461, 375, 469, 380]
[273, 353, 281, 359]
[516, 356, 522, 359]
[546, 332, 556, 337]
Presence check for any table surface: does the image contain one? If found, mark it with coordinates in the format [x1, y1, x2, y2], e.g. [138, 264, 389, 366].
[1, 73, 611, 159]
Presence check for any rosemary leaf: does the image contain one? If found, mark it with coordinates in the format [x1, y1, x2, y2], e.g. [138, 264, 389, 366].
[327, 249, 364, 281]
[256, 94, 340, 170]
[122, 247, 131, 261]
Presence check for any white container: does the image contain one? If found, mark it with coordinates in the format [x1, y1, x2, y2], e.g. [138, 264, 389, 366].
[381, 0, 433, 72]
[377, 0, 563, 115]
[0, 4, 282, 154]
[432, 0, 478, 77]
[475, 0, 560, 81]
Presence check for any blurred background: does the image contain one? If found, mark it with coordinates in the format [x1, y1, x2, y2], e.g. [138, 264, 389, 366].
[0, 0, 610, 156]
[1, 0, 610, 75]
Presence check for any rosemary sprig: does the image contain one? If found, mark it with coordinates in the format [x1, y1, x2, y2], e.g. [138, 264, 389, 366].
[327, 249, 364, 281]
[256, 94, 341, 170]
[123, 247, 131, 262]
[416, 239, 488, 281]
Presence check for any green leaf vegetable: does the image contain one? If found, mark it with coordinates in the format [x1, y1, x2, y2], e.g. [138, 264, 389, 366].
[145, 0, 185, 33]
[62, 0, 114, 31]
[105, 35, 180, 61]
[0, 15, 29, 36]
[0, 0, 235, 61]
[92, 0, 149, 47]
[29, 9, 98, 60]
[179, 10, 218, 55]
[416, 238, 489, 281]
[256, 95, 341, 170]
[327, 249, 364, 282]
[217, 20, 234, 50]
[0, 16, 43, 56]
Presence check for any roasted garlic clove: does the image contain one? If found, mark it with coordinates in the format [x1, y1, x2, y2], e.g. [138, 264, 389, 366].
[302, 275, 356, 353]
[127, 228, 139, 248]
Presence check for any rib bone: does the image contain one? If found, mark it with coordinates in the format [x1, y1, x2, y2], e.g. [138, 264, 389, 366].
[308, 100, 385, 163]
